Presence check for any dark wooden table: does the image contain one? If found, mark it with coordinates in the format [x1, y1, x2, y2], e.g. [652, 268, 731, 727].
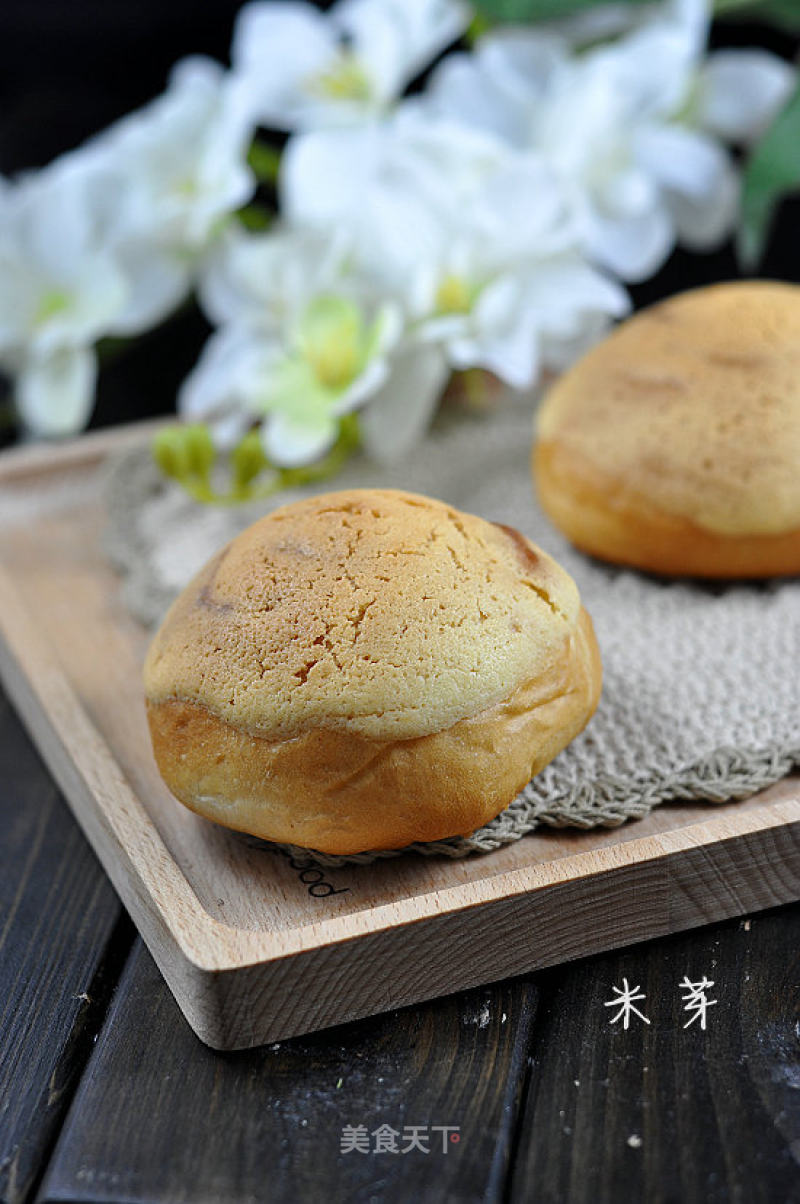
[1, 680, 798, 1204]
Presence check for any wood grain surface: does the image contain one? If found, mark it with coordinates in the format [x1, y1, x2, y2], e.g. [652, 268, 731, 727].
[1, 428, 800, 1048]
[3, 680, 798, 1204]
[0, 692, 131, 1204]
[508, 904, 800, 1204]
[39, 941, 538, 1204]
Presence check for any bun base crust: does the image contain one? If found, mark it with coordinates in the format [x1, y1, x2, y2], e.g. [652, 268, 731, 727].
[536, 441, 800, 579]
[146, 609, 602, 854]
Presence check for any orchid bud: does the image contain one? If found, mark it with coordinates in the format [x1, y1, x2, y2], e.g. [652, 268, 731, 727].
[232, 430, 269, 490]
[152, 426, 189, 481]
[152, 424, 215, 484]
[182, 424, 215, 480]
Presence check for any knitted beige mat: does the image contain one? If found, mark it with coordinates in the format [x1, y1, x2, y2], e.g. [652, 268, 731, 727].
[105, 398, 800, 865]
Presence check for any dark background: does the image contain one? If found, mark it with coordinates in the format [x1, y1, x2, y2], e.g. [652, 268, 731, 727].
[0, 0, 798, 432]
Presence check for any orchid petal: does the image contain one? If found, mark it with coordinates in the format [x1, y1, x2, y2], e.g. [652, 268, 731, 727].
[666, 159, 740, 249]
[93, 56, 255, 254]
[331, 355, 391, 415]
[15, 345, 97, 438]
[583, 203, 675, 282]
[263, 409, 339, 466]
[335, 0, 469, 101]
[359, 342, 449, 460]
[178, 327, 268, 438]
[109, 246, 191, 336]
[521, 256, 630, 336]
[634, 123, 730, 200]
[425, 30, 567, 148]
[696, 51, 796, 145]
[449, 275, 542, 389]
[231, 2, 338, 130]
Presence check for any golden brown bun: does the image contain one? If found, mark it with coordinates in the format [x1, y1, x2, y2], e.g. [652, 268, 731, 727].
[143, 489, 602, 853]
[535, 280, 800, 577]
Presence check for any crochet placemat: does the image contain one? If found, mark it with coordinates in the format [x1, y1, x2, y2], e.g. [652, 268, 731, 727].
[105, 397, 800, 865]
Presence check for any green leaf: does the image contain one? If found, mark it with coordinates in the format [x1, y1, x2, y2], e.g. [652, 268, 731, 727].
[715, 0, 800, 31]
[466, 13, 491, 41]
[472, 0, 648, 23]
[757, 0, 800, 29]
[738, 82, 800, 269]
[473, 0, 800, 24]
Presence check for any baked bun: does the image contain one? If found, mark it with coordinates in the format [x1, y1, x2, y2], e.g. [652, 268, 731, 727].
[144, 489, 601, 854]
[535, 280, 800, 578]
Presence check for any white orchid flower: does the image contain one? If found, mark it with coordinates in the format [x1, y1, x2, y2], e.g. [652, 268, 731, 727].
[0, 56, 256, 439]
[403, 155, 629, 384]
[0, 159, 133, 436]
[598, 0, 795, 251]
[283, 117, 631, 358]
[690, 51, 796, 145]
[88, 56, 257, 331]
[361, 220, 630, 461]
[180, 227, 402, 465]
[424, 0, 795, 280]
[284, 119, 628, 459]
[230, 0, 469, 131]
[282, 113, 533, 290]
[557, 0, 793, 141]
[197, 223, 353, 333]
[425, 33, 673, 278]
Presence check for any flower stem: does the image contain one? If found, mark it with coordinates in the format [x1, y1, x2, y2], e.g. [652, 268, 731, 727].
[247, 139, 282, 184]
[236, 202, 273, 232]
[460, 367, 490, 409]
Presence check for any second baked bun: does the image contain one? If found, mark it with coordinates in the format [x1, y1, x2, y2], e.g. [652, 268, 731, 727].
[535, 280, 800, 577]
[144, 489, 601, 853]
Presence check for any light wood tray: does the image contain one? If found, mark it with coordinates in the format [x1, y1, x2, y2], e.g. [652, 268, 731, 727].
[1, 424, 799, 1050]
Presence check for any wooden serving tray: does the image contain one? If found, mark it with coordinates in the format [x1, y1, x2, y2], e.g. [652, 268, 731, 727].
[1, 425, 799, 1050]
